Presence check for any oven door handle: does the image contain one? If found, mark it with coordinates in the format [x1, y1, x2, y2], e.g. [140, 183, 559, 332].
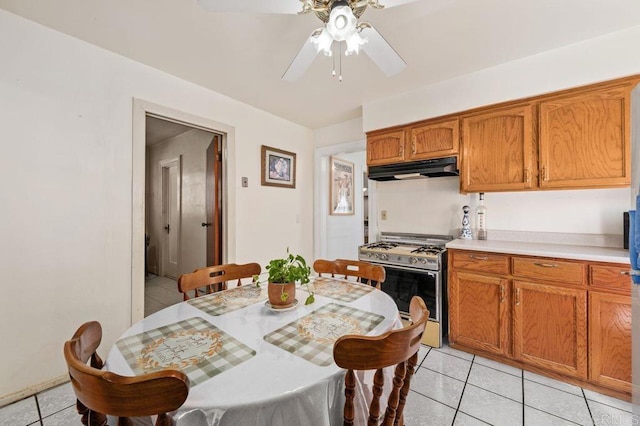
[368, 262, 437, 275]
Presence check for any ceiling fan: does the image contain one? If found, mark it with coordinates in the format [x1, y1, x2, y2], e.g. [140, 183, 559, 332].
[197, 0, 420, 81]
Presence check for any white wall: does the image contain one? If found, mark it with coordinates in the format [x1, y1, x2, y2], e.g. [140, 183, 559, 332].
[360, 25, 640, 239]
[147, 129, 214, 277]
[0, 9, 313, 401]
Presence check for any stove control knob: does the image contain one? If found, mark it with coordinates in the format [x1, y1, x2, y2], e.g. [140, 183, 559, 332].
[410, 257, 418, 264]
[420, 258, 427, 264]
[379, 253, 388, 261]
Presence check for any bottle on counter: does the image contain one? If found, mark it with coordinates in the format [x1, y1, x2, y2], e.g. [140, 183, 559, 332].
[476, 193, 487, 240]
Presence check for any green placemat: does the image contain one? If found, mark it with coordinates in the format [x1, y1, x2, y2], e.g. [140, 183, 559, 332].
[187, 285, 267, 316]
[311, 277, 375, 302]
[116, 317, 255, 386]
[264, 303, 384, 366]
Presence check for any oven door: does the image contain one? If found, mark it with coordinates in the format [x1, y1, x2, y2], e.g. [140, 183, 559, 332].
[375, 263, 440, 323]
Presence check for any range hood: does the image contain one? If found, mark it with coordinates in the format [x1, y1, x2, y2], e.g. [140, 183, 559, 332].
[368, 156, 459, 181]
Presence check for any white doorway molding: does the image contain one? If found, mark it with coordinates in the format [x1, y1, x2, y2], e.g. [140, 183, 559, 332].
[313, 140, 377, 260]
[132, 99, 236, 324]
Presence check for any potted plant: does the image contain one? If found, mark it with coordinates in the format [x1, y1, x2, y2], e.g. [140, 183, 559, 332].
[254, 249, 314, 308]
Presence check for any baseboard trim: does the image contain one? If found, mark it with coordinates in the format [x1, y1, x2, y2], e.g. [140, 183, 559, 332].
[0, 375, 69, 408]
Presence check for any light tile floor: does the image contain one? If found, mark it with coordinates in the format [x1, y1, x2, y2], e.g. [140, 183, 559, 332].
[2, 279, 635, 425]
[144, 274, 183, 317]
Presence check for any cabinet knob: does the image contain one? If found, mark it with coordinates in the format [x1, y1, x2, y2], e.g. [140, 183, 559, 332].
[524, 168, 530, 183]
[515, 288, 521, 306]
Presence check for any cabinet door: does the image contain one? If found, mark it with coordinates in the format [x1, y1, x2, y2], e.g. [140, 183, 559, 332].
[408, 118, 459, 161]
[449, 271, 509, 356]
[589, 291, 632, 393]
[366, 129, 406, 166]
[539, 86, 631, 189]
[461, 104, 534, 192]
[512, 281, 587, 379]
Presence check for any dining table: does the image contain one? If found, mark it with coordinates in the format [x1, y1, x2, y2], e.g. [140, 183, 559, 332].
[105, 276, 401, 426]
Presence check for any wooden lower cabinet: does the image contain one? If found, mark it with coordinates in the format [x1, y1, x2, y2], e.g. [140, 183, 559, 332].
[589, 291, 632, 393]
[448, 249, 631, 398]
[512, 281, 587, 379]
[449, 271, 509, 356]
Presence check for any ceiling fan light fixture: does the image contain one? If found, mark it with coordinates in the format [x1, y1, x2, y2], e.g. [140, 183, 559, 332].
[311, 28, 334, 56]
[326, 4, 357, 41]
[345, 32, 367, 55]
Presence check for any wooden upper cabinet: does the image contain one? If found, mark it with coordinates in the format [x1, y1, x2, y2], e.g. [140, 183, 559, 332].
[539, 85, 631, 189]
[461, 104, 535, 193]
[407, 118, 459, 161]
[367, 129, 406, 166]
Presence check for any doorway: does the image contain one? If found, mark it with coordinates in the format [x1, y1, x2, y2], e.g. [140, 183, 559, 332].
[143, 116, 224, 316]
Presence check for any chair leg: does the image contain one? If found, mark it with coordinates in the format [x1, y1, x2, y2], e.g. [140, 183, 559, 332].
[395, 352, 418, 426]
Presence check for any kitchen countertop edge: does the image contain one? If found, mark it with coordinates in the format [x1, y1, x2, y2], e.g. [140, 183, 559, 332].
[446, 239, 630, 264]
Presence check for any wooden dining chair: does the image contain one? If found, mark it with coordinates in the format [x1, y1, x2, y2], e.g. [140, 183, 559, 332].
[313, 258, 386, 289]
[64, 321, 189, 426]
[177, 262, 261, 301]
[333, 296, 429, 426]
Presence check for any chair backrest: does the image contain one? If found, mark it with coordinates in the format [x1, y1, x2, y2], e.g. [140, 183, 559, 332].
[313, 259, 386, 289]
[333, 296, 429, 426]
[177, 262, 261, 300]
[64, 321, 189, 426]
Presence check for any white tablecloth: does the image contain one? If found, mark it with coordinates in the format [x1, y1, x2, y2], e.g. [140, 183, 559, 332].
[105, 278, 401, 426]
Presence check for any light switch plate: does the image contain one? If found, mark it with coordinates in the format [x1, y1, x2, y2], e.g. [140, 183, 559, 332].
[241, 177, 248, 187]
[381, 210, 387, 220]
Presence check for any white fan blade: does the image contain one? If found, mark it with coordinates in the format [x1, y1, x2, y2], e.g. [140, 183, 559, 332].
[359, 25, 406, 76]
[376, 0, 422, 7]
[197, 0, 302, 14]
[353, 0, 420, 8]
[282, 34, 321, 81]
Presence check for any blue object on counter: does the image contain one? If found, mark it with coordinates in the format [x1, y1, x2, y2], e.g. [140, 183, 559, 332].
[631, 198, 640, 284]
[630, 211, 638, 283]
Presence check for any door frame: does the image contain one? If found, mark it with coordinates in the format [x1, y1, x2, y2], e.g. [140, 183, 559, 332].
[132, 99, 237, 324]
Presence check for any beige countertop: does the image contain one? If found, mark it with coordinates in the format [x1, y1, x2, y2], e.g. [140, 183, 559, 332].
[446, 238, 630, 264]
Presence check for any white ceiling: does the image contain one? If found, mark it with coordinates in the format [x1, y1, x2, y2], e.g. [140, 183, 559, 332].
[145, 116, 194, 146]
[2, 0, 640, 129]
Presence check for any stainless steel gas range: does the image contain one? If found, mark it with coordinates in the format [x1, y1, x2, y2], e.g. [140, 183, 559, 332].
[358, 232, 453, 347]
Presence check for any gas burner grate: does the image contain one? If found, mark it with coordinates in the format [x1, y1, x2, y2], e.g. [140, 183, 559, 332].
[365, 242, 399, 250]
[411, 245, 445, 255]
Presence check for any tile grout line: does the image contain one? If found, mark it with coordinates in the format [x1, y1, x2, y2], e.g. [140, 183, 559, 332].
[521, 369, 525, 425]
[450, 354, 475, 426]
[33, 395, 43, 426]
[581, 388, 596, 425]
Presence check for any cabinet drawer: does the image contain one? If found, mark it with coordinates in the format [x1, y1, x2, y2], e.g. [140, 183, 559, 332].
[590, 264, 631, 293]
[451, 251, 510, 275]
[512, 257, 584, 285]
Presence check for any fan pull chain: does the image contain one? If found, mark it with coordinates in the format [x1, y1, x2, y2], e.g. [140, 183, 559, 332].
[339, 41, 343, 82]
[332, 42, 336, 78]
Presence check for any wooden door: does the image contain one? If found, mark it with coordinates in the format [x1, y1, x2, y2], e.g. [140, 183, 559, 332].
[366, 129, 406, 166]
[161, 158, 181, 279]
[461, 104, 534, 192]
[539, 85, 631, 189]
[449, 271, 510, 356]
[408, 118, 459, 161]
[589, 291, 632, 393]
[205, 136, 222, 266]
[512, 281, 587, 379]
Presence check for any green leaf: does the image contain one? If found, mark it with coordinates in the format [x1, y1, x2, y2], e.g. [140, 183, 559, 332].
[304, 294, 315, 305]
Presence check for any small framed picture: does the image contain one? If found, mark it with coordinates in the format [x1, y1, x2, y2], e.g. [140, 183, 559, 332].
[330, 156, 354, 216]
[261, 145, 296, 188]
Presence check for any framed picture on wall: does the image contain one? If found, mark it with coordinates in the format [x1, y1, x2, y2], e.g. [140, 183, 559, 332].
[261, 145, 296, 188]
[330, 156, 354, 216]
